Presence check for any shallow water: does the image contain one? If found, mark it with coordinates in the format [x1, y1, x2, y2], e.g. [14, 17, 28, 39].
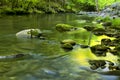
[0, 14, 119, 80]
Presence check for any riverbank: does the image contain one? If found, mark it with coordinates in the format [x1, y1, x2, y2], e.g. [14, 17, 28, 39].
[0, 0, 97, 15]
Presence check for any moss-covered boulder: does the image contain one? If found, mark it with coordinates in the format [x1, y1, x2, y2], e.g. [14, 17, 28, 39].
[90, 45, 110, 56]
[101, 38, 111, 46]
[102, 21, 112, 27]
[88, 60, 116, 70]
[60, 39, 76, 46]
[16, 29, 44, 39]
[92, 28, 106, 36]
[104, 28, 117, 37]
[83, 25, 95, 31]
[110, 38, 120, 46]
[61, 43, 73, 50]
[109, 49, 118, 55]
[109, 45, 120, 55]
[88, 60, 106, 70]
[60, 39, 76, 51]
[55, 24, 74, 32]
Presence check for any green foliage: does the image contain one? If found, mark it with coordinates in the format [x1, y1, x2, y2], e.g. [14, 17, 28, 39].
[112, 18, 120, 27]
[96, 16, 111, 22]
[0, 0, 119, 14]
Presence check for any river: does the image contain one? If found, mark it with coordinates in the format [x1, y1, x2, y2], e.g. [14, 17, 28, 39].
[0, 14, 119, 80]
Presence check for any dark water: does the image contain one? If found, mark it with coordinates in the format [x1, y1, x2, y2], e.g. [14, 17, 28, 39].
[0, 14, 119, 80]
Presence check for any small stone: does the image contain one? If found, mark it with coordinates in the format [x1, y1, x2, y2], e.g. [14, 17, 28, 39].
[61, 39, 76, 46]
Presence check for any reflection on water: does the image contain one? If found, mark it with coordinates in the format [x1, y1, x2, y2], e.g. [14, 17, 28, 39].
[0, 14, 119, 80]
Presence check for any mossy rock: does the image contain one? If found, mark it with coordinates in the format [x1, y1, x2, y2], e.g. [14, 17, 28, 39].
[108, 66, 120, 70]
[102, 21, 112, 26]
[109, 45, 120, 56]
[88, 60, 106, 70]
[83, 25, 95, 31]
[80, 44, 89, 48]
[110, 38, 120, 46]
[92, 28, 106, 36]
[90, 45, 110, 56]
[60, 39, 76, 46]
[61, 43, 73, 50]
[16, 29, 43, 39]
[104, 28, 117, 37]
[113, 32, 120, 38]
[109, 49, 118, 55]
[56, 24, 74, 32]
[101, 38, 111, 46]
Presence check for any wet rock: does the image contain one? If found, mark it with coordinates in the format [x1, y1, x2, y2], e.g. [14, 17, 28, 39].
[80, 44, 89, 48]
[109, 45, 120, 55]
[90, 45, 110, 56]
[83, 25, 95, 31]
[61, 43, 73, 50]
[108, 61, 114, 66]
[14, 54, 26, 58]
[92, 28, 106, 36]
[90, 65, 98, 70]
[16, 29, 43, 39]
[113, 38, 120, 44]
[102, 21, 112, 26]
[104, 28, 117, 37]
[110, 38, 120, 46]
[113, 32, 120, 38]
[108, 66, 120, 70]
[88, 60, 106, 70]
[60, 39, 76, 46]
[55, 24, 74, 32]
[101, 38, 111, 46]
[109, 49, 118, 55]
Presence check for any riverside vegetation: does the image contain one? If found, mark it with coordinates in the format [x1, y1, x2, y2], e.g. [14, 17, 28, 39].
[0, 0, 119, 15]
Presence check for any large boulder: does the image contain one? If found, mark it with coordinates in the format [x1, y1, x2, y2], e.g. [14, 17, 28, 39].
[16, 29, 43, 39]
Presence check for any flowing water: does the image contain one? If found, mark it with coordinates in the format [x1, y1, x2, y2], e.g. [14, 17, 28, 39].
[0, 14, 119, 80]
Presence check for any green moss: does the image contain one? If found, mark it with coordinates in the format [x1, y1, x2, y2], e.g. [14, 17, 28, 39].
[61, 43, 73, 50]
[27, 29, 40, 36]
[112, 18, 120, 27]
[56, 24, 74, 32]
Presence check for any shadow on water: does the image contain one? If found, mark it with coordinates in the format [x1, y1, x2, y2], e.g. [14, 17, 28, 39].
[0, 14, 119, 80]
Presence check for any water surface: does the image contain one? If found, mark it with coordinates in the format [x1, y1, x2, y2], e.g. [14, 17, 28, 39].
[0, 14, 119, 80]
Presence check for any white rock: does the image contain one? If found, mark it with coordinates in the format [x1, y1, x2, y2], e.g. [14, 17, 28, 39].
[16, 29, 42, 38]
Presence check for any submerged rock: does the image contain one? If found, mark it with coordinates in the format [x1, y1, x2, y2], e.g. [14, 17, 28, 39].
[16, 29, 44, 39]
[0, 53, 31, 61]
